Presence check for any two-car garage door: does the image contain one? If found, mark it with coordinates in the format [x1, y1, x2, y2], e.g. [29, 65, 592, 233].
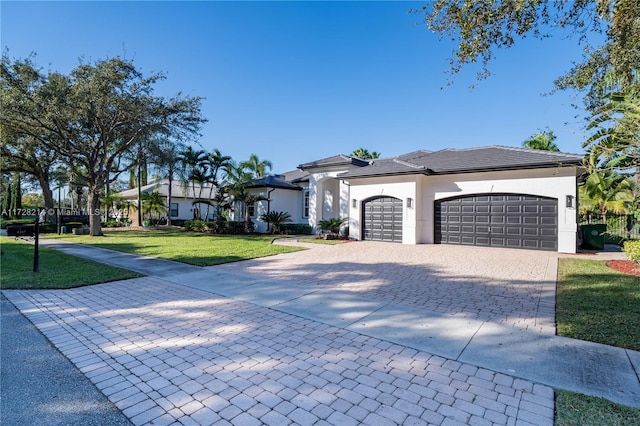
[435, 194, 558, 251]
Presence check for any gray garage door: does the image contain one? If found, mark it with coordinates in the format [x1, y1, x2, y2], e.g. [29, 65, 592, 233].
[435, 194, 557, 251]
[362, 196, 403, 243]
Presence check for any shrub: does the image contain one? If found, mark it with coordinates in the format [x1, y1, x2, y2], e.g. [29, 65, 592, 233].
[38, 224, 57, 234]
[225, 221, 246, 235]
[623, 241, 640, 264]
[0, 219, 34, 229]
[281, 223, 312, 235]
[260, 211, 292, 234]
[63, 222, 86, 233]
[102, 220, 125, 228]
[184, 219, 209, 232]
[318, 217, 347, 235]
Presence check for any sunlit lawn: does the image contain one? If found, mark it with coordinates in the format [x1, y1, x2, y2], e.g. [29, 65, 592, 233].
[0, 237, 141, 289]
[556, 258, 640, 351]
[47, 229, 305, 266]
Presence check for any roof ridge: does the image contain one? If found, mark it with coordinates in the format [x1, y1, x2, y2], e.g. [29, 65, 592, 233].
[392, 158, 426, 169]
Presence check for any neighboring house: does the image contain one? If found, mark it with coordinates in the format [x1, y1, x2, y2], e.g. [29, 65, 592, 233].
[250, 145, 585, 253]
[240, 171, 310, 233]
[117, 179, 217, 224]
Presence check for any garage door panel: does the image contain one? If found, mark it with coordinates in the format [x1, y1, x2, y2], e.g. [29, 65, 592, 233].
[362, 197, 403, 243]
[435, 194, 557, 251]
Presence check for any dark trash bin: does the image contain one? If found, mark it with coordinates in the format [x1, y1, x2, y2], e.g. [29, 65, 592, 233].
[581, 224, 606, 250]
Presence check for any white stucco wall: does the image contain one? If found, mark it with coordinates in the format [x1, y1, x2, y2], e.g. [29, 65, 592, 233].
[346, 167, 580, 253]
[348, 176, 418, 244]
[248, 187, 308, 233]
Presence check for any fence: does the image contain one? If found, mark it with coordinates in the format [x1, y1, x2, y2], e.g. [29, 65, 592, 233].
[579, 213, 640, 243]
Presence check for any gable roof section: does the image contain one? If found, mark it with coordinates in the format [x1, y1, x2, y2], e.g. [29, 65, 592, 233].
[298, 154, 370, 170]
[281, 169, 309, 184]
[339, 146, 584, 178]
[245, 174, 303, 190]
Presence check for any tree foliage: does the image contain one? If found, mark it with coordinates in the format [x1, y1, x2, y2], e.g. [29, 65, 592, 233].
[1, 54, 207, 235]
[522, 130, 560, 151]
[579, 170, 634, 221]
[584, 85, 640, 169]
[415, 0, 639, 104]
[351, 148, 381, 160]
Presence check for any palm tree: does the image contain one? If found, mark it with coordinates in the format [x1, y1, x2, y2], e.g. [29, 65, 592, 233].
[178, 146, 208, 219]
[150, 139, 183, 226]
[584, 85, 640, 170]
[579, 170, 634, 223]
[225, 161, 266, 232]
[351, 148, 381, 160]
[203, 148, 232, 220]
[522, 130, 560, 152]
[141, 191, 166, 222]
[260, 211, 292, 234]
[318, 217, 348, 235]
[241, 154, 272, 178]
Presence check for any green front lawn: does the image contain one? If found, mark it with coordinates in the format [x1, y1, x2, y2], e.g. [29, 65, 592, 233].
[47, 230, 305, 266]
[556, 258, 640, 351]
[0, 237, 141, 289]
[555, 390, 640, 426]
[555, 258, 640, 424]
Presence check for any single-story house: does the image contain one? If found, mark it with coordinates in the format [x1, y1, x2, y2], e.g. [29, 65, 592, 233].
[117, 179, 218, 224]
[246, 145, 585, 253]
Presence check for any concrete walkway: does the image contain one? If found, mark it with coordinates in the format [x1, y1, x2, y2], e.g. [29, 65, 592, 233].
[2, 238, 639, 426]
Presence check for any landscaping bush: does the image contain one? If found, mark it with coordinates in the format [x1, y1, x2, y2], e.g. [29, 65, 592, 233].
[0, 219, 34, 229]
[63, 222, 86, 233]
[38, 224, 57, 234]
[102, 219, 125, 228]
[623, 241, 640, 264]
[225, 221, 246, 235]
[184, 219, 209, 232]
[281, 223, 313, 235]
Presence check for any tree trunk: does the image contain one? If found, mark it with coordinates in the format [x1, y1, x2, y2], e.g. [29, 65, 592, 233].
[167, 174, 173, 226]
[36, 173, 55, 209]
[88, 187, 103, 236]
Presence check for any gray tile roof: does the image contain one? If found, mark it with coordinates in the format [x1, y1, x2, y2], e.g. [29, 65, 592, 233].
[245, 175, 303, 190]
[298, 154, 370, 170]
[280, 169, 309, 184]
[339, 146, 584, 178]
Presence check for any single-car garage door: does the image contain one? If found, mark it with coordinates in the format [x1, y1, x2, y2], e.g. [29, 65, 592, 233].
[362, 196, 403, 242]
[435, 194, 557, 251]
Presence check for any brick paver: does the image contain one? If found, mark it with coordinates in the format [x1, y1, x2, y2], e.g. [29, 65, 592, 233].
[218, 241, 558, 334]
[5, 271, 555, 425]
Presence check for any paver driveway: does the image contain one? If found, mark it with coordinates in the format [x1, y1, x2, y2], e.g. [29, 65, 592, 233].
[216, 242, 558, 334]
[4, 242, 559, 425]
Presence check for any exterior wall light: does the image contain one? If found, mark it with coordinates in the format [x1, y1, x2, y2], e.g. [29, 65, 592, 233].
[566, 195, 575, 208]
[406, 197, 413, 208]
[352, 199, 357, 208]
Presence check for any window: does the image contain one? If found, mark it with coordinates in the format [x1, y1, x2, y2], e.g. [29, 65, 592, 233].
[170, 203, 178, 217]
[248, 202, 255, 218]
[303, 191, 309, 218]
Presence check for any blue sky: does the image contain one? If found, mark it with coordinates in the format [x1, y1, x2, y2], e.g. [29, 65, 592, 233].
[2, 1, 591, 174]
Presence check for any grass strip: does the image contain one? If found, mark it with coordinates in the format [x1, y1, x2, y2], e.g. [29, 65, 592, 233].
[1, 237, 142, 289]
[556, 258, 640, 351]
[555, 390, 640, 425]
[47, 230, 305, 266]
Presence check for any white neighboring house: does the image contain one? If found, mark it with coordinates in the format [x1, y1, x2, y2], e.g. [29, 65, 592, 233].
[239, 170, 310, 233]
[250, 146, 585, 253]
[117, 179, 218, 225]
